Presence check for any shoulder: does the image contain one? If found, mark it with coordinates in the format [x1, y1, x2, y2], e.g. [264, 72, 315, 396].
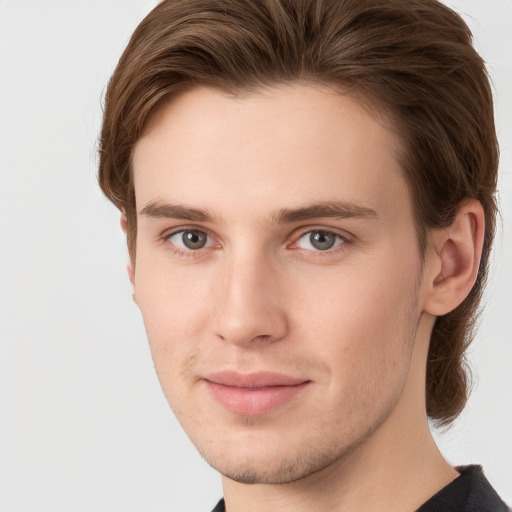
[417, 465, 510, 512]
[211, 499, 225, 512]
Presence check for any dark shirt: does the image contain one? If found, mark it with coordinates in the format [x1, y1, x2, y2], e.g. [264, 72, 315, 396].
[417, 465, 509, 512]
[211, 465, 510, 512]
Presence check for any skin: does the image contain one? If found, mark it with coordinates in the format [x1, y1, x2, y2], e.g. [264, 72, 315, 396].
[129, 84, 484, 511]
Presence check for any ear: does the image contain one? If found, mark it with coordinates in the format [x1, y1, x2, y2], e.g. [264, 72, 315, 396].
[423, 200, 485, 316]
[120, 211, 137, 304]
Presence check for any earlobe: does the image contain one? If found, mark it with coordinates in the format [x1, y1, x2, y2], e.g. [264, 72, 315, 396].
[127, 263, 138, 304]
[120, 211, 138, 304]
[120, 210, 128, 234]
[423, 200, 485, 316]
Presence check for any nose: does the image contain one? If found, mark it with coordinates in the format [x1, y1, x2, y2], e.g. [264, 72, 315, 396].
[213, 251, 289, 346]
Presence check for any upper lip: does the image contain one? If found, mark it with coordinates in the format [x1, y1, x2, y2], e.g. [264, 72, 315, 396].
[205, 371, 309, 388]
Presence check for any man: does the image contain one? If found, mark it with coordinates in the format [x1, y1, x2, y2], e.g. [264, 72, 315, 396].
[98, 0, 509, 510]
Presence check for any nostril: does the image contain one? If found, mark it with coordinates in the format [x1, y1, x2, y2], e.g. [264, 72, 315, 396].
[253, 334, 271, 342]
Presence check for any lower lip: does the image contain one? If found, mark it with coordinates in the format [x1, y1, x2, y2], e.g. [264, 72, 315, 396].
[205, 381, 309, 415]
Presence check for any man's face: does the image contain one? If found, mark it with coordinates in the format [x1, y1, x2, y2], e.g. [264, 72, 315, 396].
[131, 84, 432, 484]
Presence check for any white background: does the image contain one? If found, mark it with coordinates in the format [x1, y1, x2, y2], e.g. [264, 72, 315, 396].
[0, 1, 510, 511]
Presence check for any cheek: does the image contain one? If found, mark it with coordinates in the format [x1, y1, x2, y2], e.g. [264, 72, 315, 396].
[133, 262, 212, 379]
[296, 253, 420, 382]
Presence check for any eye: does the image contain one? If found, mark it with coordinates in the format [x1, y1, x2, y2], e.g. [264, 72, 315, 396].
[167, 229, 212, 250]
[295, 230, 345, 251]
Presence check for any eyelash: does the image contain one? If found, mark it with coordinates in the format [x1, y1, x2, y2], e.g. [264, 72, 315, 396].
[290, 227, 350, 255]
[159, 225, 352, 258]
[160, 226, 217, 258]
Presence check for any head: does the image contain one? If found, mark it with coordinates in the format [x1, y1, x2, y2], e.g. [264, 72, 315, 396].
[98, 0, 498, 478]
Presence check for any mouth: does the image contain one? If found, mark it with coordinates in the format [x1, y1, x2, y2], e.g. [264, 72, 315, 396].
[204, 371, 311, 416]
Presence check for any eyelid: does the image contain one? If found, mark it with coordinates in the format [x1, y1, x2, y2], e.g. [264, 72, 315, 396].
[159, 225, 219, 254]
[160, 224, 212, 240]
[288, 225, 353, 251]
[158, 223, 352, 255]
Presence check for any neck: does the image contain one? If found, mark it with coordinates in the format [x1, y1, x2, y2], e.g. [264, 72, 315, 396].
[221, 314, 459, 512]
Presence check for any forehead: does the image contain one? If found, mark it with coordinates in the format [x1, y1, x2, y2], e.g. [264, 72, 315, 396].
[132, 84, 410, 223]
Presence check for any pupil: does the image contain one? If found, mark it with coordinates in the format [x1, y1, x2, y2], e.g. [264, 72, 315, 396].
[183, 230, 207, 249]
[310, 231, 335, 250]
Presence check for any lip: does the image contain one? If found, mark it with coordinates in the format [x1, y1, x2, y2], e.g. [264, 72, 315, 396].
[204, 371, 310, 415]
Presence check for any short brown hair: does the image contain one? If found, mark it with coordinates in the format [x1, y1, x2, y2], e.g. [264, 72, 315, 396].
[98, 0, 498, 425]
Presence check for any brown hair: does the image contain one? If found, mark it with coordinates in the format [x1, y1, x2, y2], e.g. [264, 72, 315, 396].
[98, 0, 498, 425]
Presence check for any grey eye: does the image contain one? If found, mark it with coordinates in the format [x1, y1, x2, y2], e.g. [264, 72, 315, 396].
[168, 229, 210, 250]
[181, 230, 208, 249]
[296, 230, 345, 251]
[310, 231, 336, 250]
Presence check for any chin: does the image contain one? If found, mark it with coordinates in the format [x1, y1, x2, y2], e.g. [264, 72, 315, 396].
[206, 448, 342, 485]
[194, 419, 373, 486]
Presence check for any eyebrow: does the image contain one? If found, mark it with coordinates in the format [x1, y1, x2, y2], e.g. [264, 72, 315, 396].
[139, 200, 378, 224]
[139, 201, 215, 222]
[272, 201, 379, 224]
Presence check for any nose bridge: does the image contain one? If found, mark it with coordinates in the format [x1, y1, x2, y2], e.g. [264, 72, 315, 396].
[213, 246, 287, 346]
